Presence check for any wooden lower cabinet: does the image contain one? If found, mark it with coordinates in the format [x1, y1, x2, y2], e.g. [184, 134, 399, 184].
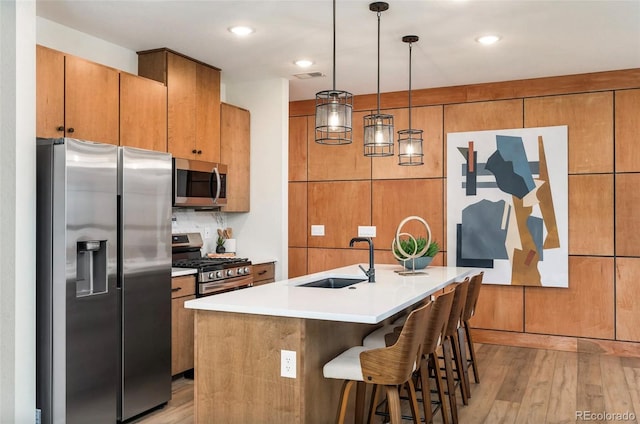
[171, 275, 196, 376]
[252, 262, 275, 286]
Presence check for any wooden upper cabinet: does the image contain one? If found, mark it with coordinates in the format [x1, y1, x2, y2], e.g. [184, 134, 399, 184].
[196, 63, 221, 163]
[167, 52, 197, 158]
[36, 45, 65, 139]
[220, 103, 250, 212]
[64, 55, 119, 145]
[119, 72, 167, 151]
[36, 45, 119, 144]
[288, 115, 308, 182]
[138, 48, 221, 161]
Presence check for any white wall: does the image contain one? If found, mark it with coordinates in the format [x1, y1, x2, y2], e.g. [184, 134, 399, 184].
[36, 16, 137, 74]
[0, 1, 36, 422]
[224, 79, 289, 279]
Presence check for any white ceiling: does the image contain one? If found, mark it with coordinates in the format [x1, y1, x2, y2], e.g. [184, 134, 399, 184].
[36, 0, 640, 102]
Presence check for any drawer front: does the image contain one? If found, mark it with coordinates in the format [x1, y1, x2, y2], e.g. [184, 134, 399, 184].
[171, 275, 196, 298]
[253, 262, 275, 284]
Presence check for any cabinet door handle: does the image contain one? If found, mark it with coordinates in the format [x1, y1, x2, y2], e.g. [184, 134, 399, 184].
[192, 149, 197, 154]
[172, 287, 182, 292]
[258, 270, 267, 276]
[57, 126, 65, 132]
[197, 150, 202, 154]
[67, 127, 75, 133]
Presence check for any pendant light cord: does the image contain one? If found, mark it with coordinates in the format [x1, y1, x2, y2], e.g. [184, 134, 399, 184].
[376, 10, 381, 115]
[332, 0, 336, 91]
[408, 41, 412, 130]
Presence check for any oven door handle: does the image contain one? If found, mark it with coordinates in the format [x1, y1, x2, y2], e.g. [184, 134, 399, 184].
[199, 276, 253, 296]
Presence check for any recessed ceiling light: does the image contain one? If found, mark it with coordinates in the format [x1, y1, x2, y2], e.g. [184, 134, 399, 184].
[476, 35, 501, 45]
[294, 59, 314, 68]
[229, 26, 254, 37]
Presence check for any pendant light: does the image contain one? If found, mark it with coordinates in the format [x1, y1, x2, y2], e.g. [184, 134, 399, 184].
[363, 2, 393, 157]
[315, 0, 353, 145]
[397, 35, 424, 166]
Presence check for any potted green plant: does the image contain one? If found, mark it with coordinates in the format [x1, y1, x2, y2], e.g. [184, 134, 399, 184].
[215, 236, 226, 253]
[394, 237, 439, 270]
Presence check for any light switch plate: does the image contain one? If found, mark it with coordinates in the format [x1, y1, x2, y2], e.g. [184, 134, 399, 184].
[358, 226, 376, 237]
[311, 225, 325, 236]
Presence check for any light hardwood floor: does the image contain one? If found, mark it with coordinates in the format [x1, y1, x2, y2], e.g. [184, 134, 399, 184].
[135, 343, 640, 423]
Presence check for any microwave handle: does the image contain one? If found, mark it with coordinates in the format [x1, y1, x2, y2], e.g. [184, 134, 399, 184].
[212, 166, 221, 204]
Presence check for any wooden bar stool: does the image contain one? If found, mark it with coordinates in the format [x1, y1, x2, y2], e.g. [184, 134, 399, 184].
[458, 271, 484, 386]
[364, 291, 454, 424]
[440, 278, 469, 424]
[322, 301, 433, 424]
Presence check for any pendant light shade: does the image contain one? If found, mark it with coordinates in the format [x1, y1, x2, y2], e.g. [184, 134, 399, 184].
[398, 35, 424, 166]
[363, 2, 393, 157]
[315, 0, 353, 144]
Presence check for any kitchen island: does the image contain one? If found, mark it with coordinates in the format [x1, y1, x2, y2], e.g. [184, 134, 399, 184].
[185, 264, 471, 423]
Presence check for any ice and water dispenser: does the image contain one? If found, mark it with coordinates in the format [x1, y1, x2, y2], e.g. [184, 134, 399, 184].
[76, 240, 108, 297]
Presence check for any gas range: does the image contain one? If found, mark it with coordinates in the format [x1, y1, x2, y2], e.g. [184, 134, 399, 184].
[172, 233, 253, 296]
[172, 257, 252, 283]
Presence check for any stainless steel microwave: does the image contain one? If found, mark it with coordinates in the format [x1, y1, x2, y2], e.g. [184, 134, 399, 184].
[173, 158, 227, 209]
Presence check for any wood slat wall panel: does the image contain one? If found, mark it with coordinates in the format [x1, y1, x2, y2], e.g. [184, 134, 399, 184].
[289, 116, 308, 181]
[615, 89, 640, 172]
[288, 182, 307, 248]
[616, 258, 640, 342]
[307, 248, 369, 274]
[568, 174, 614, 255]
[371, 179, 444, 253]
[289, 69, 640, 116]
[307, 181, 371, 248]
[371, 106, 444, 179]
[307, 111, 371, 181]
[288, 247, 308, 279]
[616, 173, 640, 256]
[524, 92, 614, 174]
[470, 285, 524, 332]
[525, 256, 615, 339]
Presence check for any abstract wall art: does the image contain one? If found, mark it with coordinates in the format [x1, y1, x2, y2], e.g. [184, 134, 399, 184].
[446, 126, 568, 287]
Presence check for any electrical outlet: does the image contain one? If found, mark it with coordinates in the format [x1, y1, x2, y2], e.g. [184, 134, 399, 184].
[358, 226, 376, 237]
[281, 349, 296, 378]
[311, 225, 325, 236]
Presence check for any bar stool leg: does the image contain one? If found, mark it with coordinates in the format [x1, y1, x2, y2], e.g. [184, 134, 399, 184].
[336, 380, 356, 424]
[464, 322, 480, 383]
[453, 330, 470, 403]
[367, 384, 381, 424]
[385, 385, 402, 424]
[430, 352, 450, 424]
[442, 339, 459, 424]
[406, 378, 421, 424]
[419, 358, 434, 423]
[355, 381, 366, 424]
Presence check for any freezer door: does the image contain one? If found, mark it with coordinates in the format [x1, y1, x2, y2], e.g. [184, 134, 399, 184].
[118, 147, 172, 421]
[36, 137, 119, 424]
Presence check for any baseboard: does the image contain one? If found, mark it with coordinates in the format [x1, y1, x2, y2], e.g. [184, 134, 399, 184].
[471, 328, 640, 357]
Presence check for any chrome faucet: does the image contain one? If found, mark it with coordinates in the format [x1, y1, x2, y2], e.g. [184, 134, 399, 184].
[349, 237, 375, 282]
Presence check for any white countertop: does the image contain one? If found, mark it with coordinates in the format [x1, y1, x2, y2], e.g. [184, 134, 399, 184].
[171, 267, 197, 278]
[184, 264, 473, 324]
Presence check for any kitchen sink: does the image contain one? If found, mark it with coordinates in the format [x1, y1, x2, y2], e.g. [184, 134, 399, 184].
[298, 277, 366, 289]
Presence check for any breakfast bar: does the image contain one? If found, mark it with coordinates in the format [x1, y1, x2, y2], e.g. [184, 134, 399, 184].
[185, 264, 471, 423]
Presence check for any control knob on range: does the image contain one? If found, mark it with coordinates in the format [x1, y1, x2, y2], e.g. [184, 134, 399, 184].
[215, 271, 222, 278]
[237, 267, 244, 275]
[226, 269, 233, 277]
[244, 267, 250, 274]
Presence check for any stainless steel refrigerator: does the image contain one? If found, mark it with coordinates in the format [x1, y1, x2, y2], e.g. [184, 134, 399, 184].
[36, 138, 172, 424]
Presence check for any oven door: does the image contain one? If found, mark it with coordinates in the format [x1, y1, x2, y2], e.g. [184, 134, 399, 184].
[173, 158, 227, 208]
[198, 275, 253, 297]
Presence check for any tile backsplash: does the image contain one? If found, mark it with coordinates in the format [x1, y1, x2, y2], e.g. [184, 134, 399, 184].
[172, 210, 226, 253]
